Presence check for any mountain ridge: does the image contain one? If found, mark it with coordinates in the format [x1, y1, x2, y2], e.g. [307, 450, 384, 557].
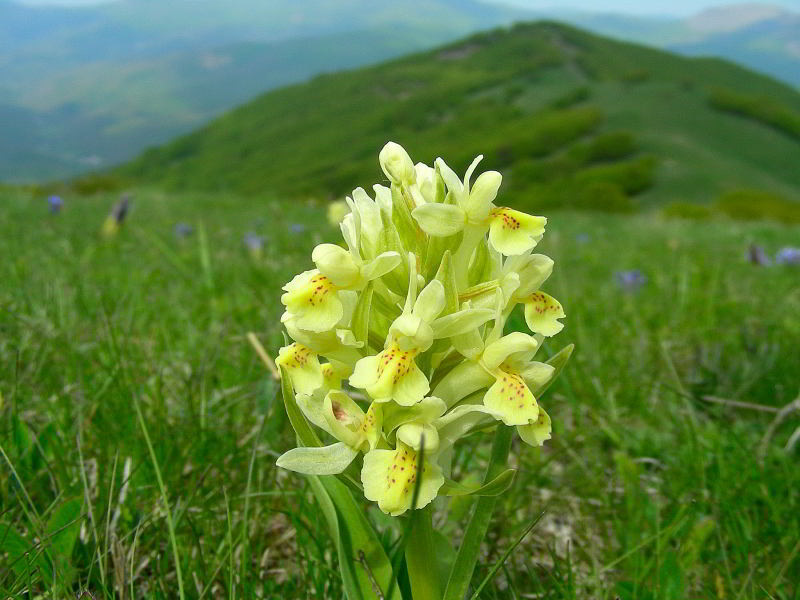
[115, 21, 800, 210]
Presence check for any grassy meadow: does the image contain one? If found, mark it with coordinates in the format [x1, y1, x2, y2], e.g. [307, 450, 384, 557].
[2, 188, 799, 598]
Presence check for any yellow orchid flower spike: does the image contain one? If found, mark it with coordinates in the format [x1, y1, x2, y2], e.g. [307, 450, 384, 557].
[275, 141, 573, 547]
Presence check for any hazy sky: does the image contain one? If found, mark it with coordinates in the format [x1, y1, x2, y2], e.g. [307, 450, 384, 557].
[496, 0, 800, 16]
[13, 0, 800, 16]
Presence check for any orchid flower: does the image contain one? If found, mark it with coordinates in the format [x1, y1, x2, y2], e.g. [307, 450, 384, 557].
[275, 142, 571, 532]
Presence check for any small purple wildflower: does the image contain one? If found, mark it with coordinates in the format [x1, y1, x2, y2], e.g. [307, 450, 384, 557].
[775, 247, 800, 265]
[289, 223, 306, 234]
[244, 232, 265, 253]
[48, 195, 63, 214]
[575, 233, 590, 244]
[746, 244, 771, 266]
[173, 222, 193, 238]
[615, 269, 647, 292]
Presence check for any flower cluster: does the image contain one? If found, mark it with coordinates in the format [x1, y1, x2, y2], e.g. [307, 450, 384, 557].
[276, 142, 569, 516]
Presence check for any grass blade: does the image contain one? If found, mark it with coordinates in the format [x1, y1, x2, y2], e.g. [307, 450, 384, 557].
[468, 509, 546, 600]
[443, 425, 513, 600]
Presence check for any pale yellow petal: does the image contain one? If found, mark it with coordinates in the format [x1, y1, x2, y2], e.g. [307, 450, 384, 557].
[483, 369, 539, 426]
[517, 407, 552, 446]
[275, 343, 323, 395]
[361, 443, 444, 516]
[524, 292, 565, 337]
[281, 270, 343, 332]
[488, 208, 546, 256]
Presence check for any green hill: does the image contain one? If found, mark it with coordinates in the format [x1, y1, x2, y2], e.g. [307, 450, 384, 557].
[117, 21, 800, 212]
[0, 0, 526, 181]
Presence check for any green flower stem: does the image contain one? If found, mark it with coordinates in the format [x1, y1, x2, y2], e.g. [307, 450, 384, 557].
[443, 425, 513, 600]
[405, 506, 442, 600]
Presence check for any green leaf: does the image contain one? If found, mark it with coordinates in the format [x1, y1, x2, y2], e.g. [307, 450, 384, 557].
[12, 415, 32, 463]
[433, 251, 459, 315]
[352, 283, 374, 349]
[391, 183, 422, 253]
[468, 509, 546, 600]
[377, 205, 409, 295]
[279, 366, 322, 448]
[532, 343, 575, 397]
[308, 475, 403, 600]
[659, 551, 685, 600]
[443, 426, 514, 600]
[280, 365, 399, 600]
[441, 468, 516, 497]
[680, 516, 715, 568]
[45, 497, 82, 584]
[432, 530, 457, 593]
[276, 443, 358, 475]
[0, 523, 51, 580]
[46, 498, 82, 560]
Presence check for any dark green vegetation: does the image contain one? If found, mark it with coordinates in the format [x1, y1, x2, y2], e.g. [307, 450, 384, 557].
[0, 0, 525, 181]
[118, 22, 800, 213]
[2, 188, 799, 598]
[709, 87, 800, 140]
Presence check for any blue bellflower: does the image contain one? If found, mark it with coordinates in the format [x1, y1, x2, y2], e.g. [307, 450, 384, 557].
[615, 269, 647, 292]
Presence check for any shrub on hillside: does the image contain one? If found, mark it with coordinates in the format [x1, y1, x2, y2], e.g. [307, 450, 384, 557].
[549, 86, 590, 109]
[714, 189, 800, 224]
[522, 179, 635, 213]
[575, 155, 657, 195]
[511, 155, 575, 184]
[572, 180, 636, 212]
[621, 69, 650, 84]
[569, 131, 636, 164]
[500, 106, 603, 161]
[663, 201, 713, 221]
[70, 173, 128, 196]
[709, 88, 800, 141]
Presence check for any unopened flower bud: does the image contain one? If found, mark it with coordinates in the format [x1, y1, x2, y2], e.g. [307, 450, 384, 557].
[379, 142, 416, 185]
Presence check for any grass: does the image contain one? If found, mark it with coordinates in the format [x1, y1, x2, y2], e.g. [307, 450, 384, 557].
[1, 188, 799, 598]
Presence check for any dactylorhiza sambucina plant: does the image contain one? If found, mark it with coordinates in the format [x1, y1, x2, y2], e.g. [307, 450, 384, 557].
[273, 142, 572, 600]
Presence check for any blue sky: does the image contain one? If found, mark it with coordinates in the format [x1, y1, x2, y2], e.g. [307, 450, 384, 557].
[14, 0, 800, 16]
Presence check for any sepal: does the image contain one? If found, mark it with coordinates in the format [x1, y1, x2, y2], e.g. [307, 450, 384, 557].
[276, 442, 358, 475]
[412, 203, 466, 237]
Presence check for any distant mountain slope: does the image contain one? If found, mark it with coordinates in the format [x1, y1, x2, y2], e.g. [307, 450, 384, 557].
[669, 7, 800, 89]
[117, 22, 800, 210]
[543, 3, 800, 89]
[0, 0, 528, 182]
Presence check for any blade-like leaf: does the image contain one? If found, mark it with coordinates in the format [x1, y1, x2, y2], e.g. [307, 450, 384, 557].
[44, 497, 82, 585]
[0, 523, 51, 580]
[440, 469, 516, 497]
[279, 366, 322, 448]
[468, 509, 547, 600]
[280, 364, 400, 600]
[276, 443, 358, 475]
[351, 283, 374, 348]
[45, 498, 82, 561]
[443, 426, 513, 600]
[533, 343, 574, 397]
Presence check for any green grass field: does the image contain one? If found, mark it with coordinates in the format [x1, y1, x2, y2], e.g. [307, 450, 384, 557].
[2, 188, 798, 598]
